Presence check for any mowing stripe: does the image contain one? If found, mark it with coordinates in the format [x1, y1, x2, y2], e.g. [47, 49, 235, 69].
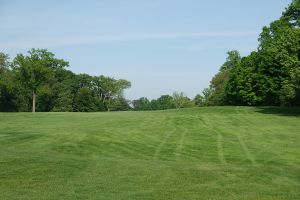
[175, 126, 187, 161]
[196, 114, 228, 164]
[153, 127, 177, 160]
[200, 115, 227, 165]
[217, 132, 227, 164]
[235, 133, 258, 166]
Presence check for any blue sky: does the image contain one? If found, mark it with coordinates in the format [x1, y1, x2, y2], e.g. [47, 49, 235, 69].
[0, 0, 291, 100]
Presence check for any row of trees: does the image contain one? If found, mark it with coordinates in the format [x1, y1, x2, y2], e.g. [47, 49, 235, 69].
[0, 49, 131, 112]
[132, 91, 204, 111]
[202, 0, 300, 106]
[0, 49, 204, 112]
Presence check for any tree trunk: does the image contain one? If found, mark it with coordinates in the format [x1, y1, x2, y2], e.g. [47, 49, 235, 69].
[32, 91, 36, 113]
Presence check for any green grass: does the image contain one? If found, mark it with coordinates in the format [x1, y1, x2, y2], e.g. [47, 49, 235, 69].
[0, 107, 300, 200]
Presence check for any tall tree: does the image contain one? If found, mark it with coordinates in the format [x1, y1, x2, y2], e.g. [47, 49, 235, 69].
[13, 49, 69, 112]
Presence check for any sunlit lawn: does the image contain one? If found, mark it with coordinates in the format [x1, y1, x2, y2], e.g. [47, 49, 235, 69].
[0, 107, 299, 199]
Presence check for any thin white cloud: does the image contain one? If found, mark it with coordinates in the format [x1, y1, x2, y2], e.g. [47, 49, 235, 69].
[186, 44, 257, 54]
[1, 31, 259, 49]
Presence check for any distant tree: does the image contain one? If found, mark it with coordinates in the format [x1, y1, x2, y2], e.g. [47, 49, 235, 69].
[156, 95, 175, 110]
[150, 99, 159, 110]
[181, 96, 195, 108]
[92, 76, 131, 111]
[132, 97, 151, 110]
[172, 91, 194, 109]
[172, 91, 185, 109]
[202, 88, 213, 106]
[193, 94, 204, 107]
[109, 97, 131, 111]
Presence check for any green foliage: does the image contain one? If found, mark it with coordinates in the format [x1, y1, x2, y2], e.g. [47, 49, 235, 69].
[201, 87, 213, 106]
[207, 51, 241, 106]
[193, 94, 205, 107]
[0, 71, 19, 111]
[92, 75, 131, 111]
[74, 87, 96, 112]
[208, 1, 300, 106]
[225, 52, 263, 105]
[153, 95, 175, 110]
[13, 49, 68, 92]
[132, 97, 152, 110]
[0, 49, 131, 112]
[109, 97, 131, 111]
[36, 84, 55, 111]
[51, 69, 76, 112]
[282, 0, 300, 27]
[0, 54, 25, 111]
[181, 96, 195, 108]
[220, 50, 241, 71]
[132, 93, 195, 111]
[52, 90, 73, 112]
[135, 95, 176, 111]
[0, 53, 10, 73]
[172, 91, 186, 109]
[12, 49, 69, 112]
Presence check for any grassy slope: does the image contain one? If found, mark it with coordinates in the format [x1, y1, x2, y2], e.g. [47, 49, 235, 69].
[0, 107, 299, 200]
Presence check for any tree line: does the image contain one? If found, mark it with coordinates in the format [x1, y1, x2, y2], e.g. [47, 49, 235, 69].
[132, 92, 203, 111]
[0, 49, 201, 112]
[200, 0, 300, 107]
[0, 49, 131, 112]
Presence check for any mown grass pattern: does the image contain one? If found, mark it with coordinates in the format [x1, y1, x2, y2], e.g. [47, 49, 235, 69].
[0, 107, 299, 199]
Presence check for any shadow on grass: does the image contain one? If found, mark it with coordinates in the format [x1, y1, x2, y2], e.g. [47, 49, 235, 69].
[254, 107, 300, 117]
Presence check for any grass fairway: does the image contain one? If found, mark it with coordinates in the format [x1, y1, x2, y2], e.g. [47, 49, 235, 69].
[0, 107, 299, 200]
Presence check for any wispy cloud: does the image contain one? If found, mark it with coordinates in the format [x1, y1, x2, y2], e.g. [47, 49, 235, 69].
[1, 31, 259, 49]
[186, 44, 257, 54]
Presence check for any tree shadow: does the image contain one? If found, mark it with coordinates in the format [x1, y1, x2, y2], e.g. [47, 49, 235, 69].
[254, 106, 300, 117]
